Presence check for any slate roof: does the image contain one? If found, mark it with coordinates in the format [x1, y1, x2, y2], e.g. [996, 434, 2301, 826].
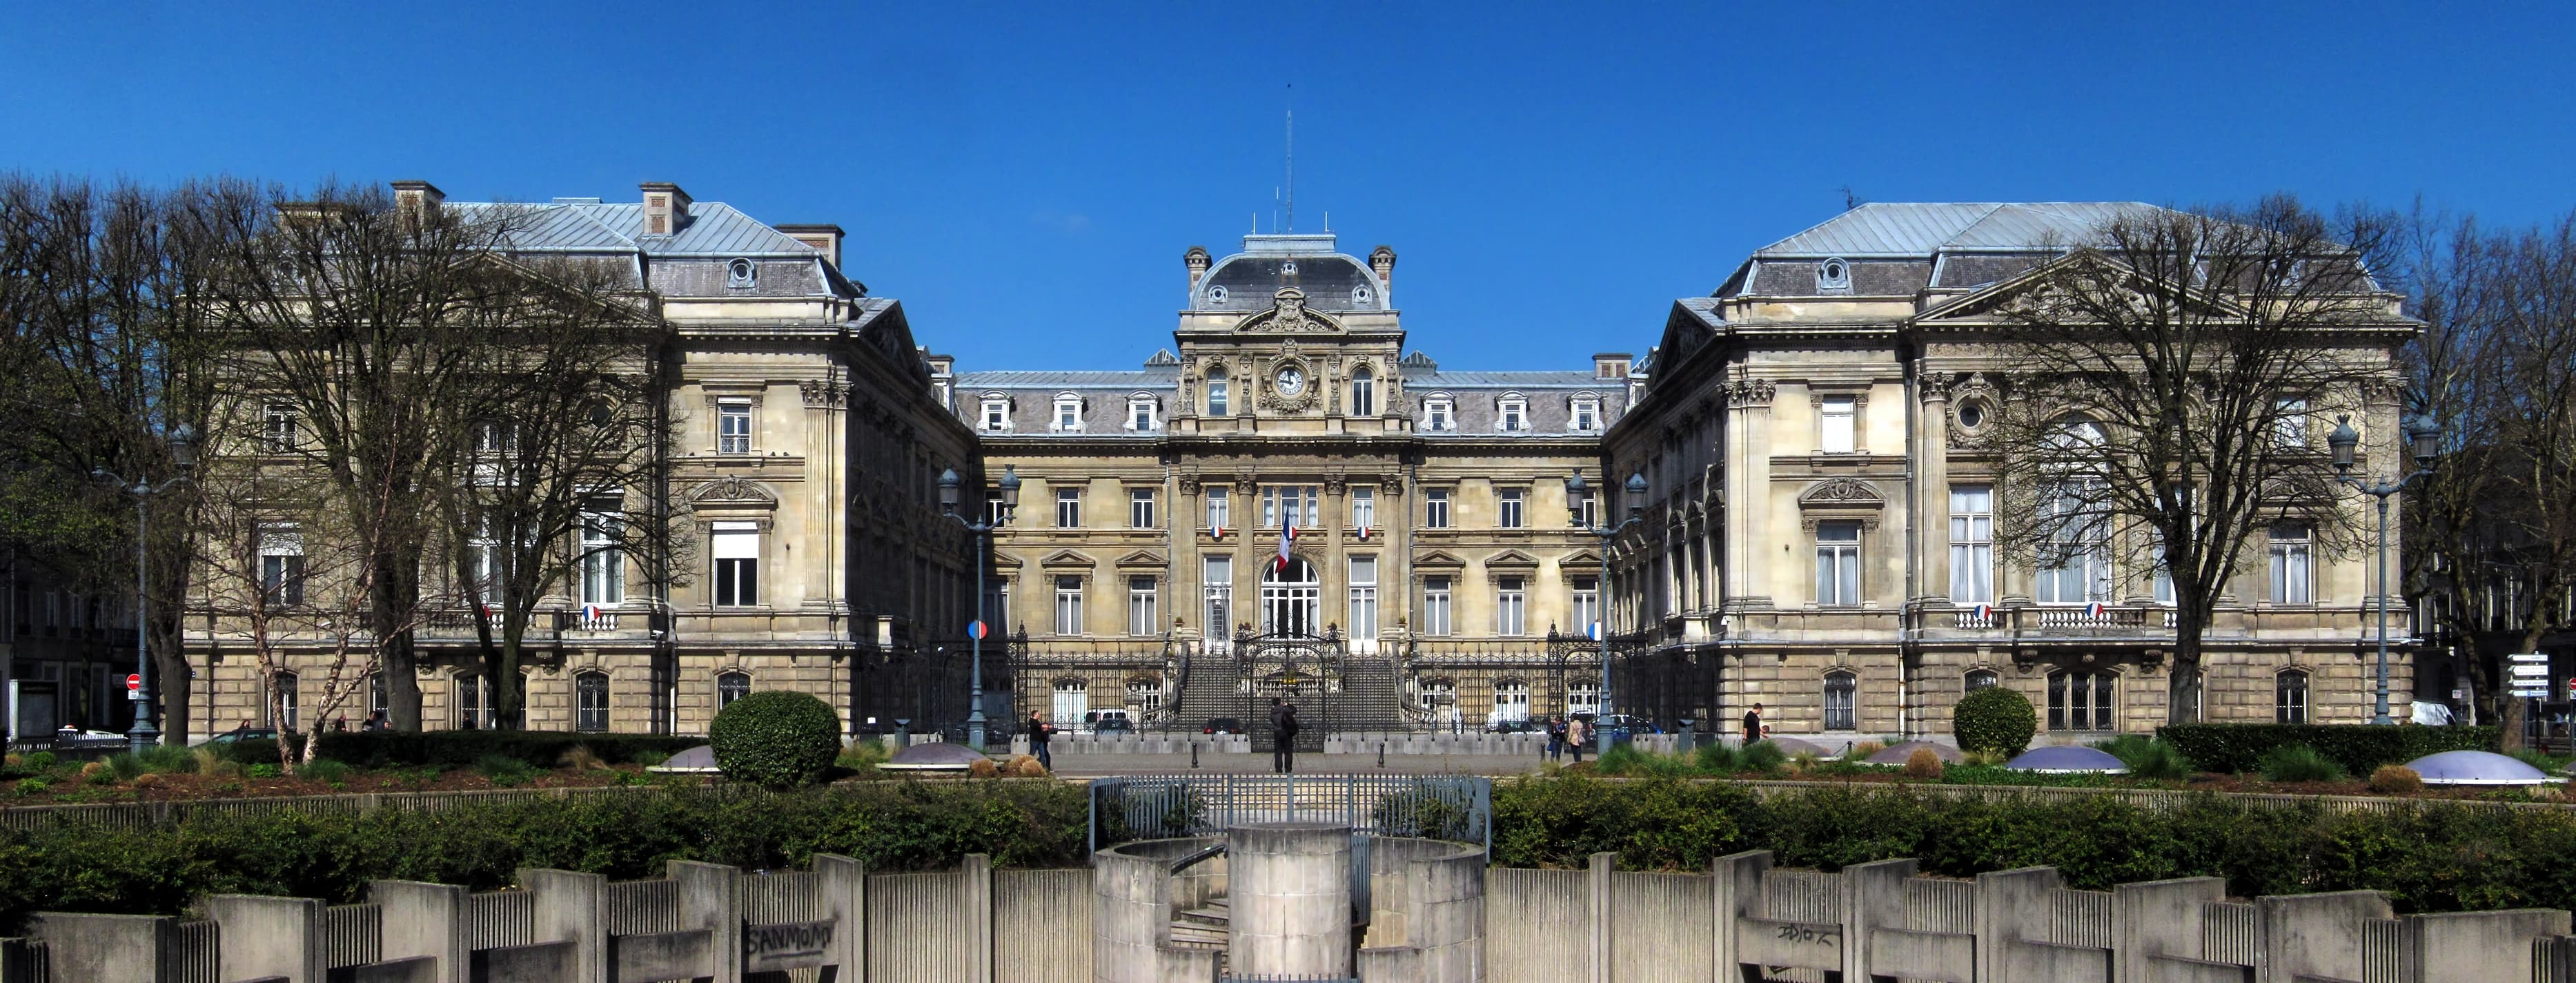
[1192, 232, 1389, 313]
[1408, 370, 1605, 389]
[954, 370, 1180, 389]
[449, 201, 822, 257]
[1753, 202, 2164, 258]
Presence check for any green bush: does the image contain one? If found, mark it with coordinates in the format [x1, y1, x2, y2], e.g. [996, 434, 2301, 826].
[1693, 741, 1741, 774]
[708, 691, 841, 788]
[1952, 687, 2037, 757]
[2096, 735, 2196, 781]
[474, 755, 537, 787]
[245, 763, 282, 779]
[297, 759, 352, 784]
[1739, 741, 1788, 774]
[2156, 723, 2496, 777]
[2259, 744, 2346, 783]
[308, 731, 703, 768]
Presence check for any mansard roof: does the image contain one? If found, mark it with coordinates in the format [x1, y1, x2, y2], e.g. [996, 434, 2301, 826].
[1750, 202, 2161, 259]
[1192, 232, 1389, 314]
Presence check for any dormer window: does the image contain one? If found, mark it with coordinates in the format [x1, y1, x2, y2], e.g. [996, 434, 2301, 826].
[1052, 393, 1083, 432]
[1208, 285, 1229, 304]
[1127, 395, 1159, 431]
[1351, 284, 1373, 304]
[1423, 396, 1454, 432]
[1818, 257, 1851, 293]
[727, 258, 756, 290]
[1497, 395, 1528, 433]
[980, 396, 1011, 432]
[1571, 394, 1602, 432]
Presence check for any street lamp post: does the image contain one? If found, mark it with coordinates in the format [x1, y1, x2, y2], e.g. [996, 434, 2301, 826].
[938, 465, 1021, 751]
[93, 425, 197, 755]
[1563, 469, 1649, 757]
[2326, 412, 2441, 726]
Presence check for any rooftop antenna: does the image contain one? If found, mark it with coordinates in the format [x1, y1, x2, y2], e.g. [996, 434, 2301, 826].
[1284, 85, 1295, 233]
[1838, 186, 1865, 211]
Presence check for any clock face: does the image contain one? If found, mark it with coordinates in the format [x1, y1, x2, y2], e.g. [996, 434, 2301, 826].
[1275, 367, 1306, 396]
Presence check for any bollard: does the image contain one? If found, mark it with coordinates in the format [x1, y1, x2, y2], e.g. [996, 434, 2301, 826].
[1192, 741, 1201, 770]
[1379, 742, 1388, 770]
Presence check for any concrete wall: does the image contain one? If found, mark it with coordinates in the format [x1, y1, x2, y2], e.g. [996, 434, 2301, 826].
[1484, 867, 1586, 983]
[992, 868, 1091, 983]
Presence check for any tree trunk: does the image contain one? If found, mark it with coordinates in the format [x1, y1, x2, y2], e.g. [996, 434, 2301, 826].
[2166, 617, 2206, 726]
[374, 552, 422, 730]
[150, 614, 190, 746]
[494, 615, 527, 731]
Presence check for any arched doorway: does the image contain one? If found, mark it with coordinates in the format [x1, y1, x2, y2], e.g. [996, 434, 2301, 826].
[1260, 557, 1321, 637]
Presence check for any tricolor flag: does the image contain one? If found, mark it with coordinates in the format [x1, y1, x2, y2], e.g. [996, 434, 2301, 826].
[2084, 601, 2109, 619]
[1356, 524, 1371, 541]
[1972, 603, 1994, 621]
[1212, 520, 1226, 538]
[1275, 520, 1298, 572]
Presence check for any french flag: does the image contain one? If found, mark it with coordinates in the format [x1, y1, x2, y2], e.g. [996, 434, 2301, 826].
[1356, 523, 1371, 541]
[1212, 520, 1226, 538]
[1276, 520, 1298, 572]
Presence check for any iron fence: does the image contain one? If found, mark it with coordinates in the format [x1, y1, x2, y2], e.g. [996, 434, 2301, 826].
[1087, 773, 1490, 858]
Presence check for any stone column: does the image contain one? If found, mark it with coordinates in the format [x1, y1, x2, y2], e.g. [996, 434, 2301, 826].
[962, 853, 994, 983]
[812, 853, 867, 979]
[1917, 367, 1952, 607]
[520, 868, 611, 983]
[670, 861, 743, 983]
[1844, 857, 1915, 982]
[1228, 823, 1353, 977]
[199, 894, 325, 983]
[371, 881, 470, 983]
[1589, 850, 1616, 983]
[1710, 849, 1772, 979]
[2112, 876, 2227, 982]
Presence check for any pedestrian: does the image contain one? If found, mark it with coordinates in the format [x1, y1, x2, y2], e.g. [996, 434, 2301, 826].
[1269, 697, 1300, 773]
[1546, 717, 1565, 761]
[1567, 715, 1589, 764]
[1742, 703, 1764, 746]
[1025, 712, 1054, 770]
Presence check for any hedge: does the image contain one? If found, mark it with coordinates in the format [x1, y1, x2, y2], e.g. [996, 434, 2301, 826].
[2154, 724, 2498, 777]
[221, 732, 711, 768]
[1492, 776, 2576, 915]
[0, 781, 1085, 930]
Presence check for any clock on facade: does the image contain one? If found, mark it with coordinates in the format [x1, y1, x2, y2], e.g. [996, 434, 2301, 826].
[1274, 366, 1306, 396]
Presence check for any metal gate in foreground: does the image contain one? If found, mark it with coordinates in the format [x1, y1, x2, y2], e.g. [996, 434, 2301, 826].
[1088, 774, 1490, 857]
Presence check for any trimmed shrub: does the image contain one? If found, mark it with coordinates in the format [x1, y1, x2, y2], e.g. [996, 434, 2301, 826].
[2156, 723, 2495, 777]
[709, 690, 840, 788]
[2259, 744, 2346, 783]
[1903, 748, 1945, 779]
[2370, 765, 2423, 795]
[1953, 686, 2037, 757]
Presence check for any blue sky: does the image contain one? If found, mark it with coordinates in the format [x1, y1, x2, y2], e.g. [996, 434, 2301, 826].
[4, 3, 2570, 371]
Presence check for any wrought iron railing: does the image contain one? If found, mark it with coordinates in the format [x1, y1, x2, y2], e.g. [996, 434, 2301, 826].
[1088, 773, 1491, 858]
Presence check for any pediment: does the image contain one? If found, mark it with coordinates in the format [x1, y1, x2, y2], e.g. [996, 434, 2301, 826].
[687, 476, 778, 509]
[1234, 288, 1345, 333]
[1915, 253, 2249, 325]
[1115, 550, 1166, 568]
[1039, 549, 1097, 569]
[1484, 549, 1541, 571]
[1413, 549, 1466, 570]
[1798, 478, 1885, 509]
[1560, 549, 1604, 570]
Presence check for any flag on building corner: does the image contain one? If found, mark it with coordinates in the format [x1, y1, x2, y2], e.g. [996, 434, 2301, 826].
[1276, 520, 1297, 572]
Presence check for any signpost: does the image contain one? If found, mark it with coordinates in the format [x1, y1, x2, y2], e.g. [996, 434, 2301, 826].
[2511, 653, 2553, 699]
[124, 673, 142, 701]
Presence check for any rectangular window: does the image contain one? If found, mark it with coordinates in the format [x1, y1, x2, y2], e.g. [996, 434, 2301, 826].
[1572, 576, 1600, 639]
[1128, 398, 1157, 431]
[2269, 523, 2312, 603]
[1351, 374, 1376, 416]
[1260, 486, 1320, 528]
[1820, 396, 1856, 453]
[981, 398, 1009, 431]
[1053, 397, 1081, 431]
[718, 400, 753, 454]
[1054, 576, 1084, 635]
[1351, 487, 1375, 531]
[580, 507, 623, 605]
[263, 402, 299, 453]
[1207, 488, 1230, 532]
[1497, 488, 1524, 529]
[2049, 671, 2116, 731]
[1823, 673, 1858, 731]
[1424, 399, 1452, 431]
[275, 672, 300, 732]
[1208, 376, 1229, 416]
[1422, 576, 1453, 636]
[1202, 556, 1232, 639]
[259, 524, 305, 607]
[1130, 488, 1157, 529]
[1948, 485, 1994, 603]
[1572, 398, 1601, 432]
[2273, 397, 2308, 447]
[2152, 538, 2174, 605]
[1424, 489, 1451, 529]
[1499, 399, 1526, 432]
[2036, 485, 2110, 604]
[1577, 493, 1599, 529]
[1815, 521, 1861, 605]
[1348, 556, 1379, 639]
[2277, 671, 2310, 724]
[1495, 576, 1526, 636]
[1056, 487, 1082, 528]
[711, 523, 759, 606]
[1128, 576, 1158, 635]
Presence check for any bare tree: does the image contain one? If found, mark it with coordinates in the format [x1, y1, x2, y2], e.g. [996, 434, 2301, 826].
[1983, 197, 2409, 725]
[429, 254, 676, 728]
[0, 176, 238, 742]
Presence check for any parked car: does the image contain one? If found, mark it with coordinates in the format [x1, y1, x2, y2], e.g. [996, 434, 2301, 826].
[1094, 716, 1135, 734]
[1485, 718, 1541, 734]
[203, 726, 279, 745]
[1203, 717, 1243, 735]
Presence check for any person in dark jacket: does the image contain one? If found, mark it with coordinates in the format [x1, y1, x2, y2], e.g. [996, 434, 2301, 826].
[1028, 712, 1054, 770]
[1269, 697, 1299, 772]
[1742, 703, 1764, 745]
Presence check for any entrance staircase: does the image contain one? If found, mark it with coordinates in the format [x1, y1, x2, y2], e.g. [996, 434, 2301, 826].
[1170, 897, 1230, 953]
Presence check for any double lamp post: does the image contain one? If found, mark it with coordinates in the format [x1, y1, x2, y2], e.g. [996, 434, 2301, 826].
[93, 425, 197, 755]
[2326, 411, 2441, 726]
[1563, 469, 1649, 755]
[937, 464, 1021, 751]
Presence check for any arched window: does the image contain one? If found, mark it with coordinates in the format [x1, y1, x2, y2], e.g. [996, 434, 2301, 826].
[2048, 670, 2116, 731]
[1823, 671, 1858, 730]
[2276, 669, 2310, 723]
[575, 672, 609, 732]
[1051, 679, 1089, 724]
[1260, 558, 1321, 637]
[1350, 367, 1376, 417]
[1493, 679, 1531, 723]
[274, 672, 301, 732]
[1206, 368, 1230, 416]
[1965, 669, 1999, 692]
[717, 671, 751, 709]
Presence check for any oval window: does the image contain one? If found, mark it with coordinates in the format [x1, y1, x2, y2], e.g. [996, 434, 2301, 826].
[1958, 402, 1986, 429]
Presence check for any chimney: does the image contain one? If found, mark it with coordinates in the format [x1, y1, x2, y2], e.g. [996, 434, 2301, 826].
[1184, 246, 1211, 289]
[1593, 353, 1631, 380]
[639, 182, 691, 236]
[391, 180, 444, 223]
[776, 224, 845, 269]
[1370, 245, 1397, 286]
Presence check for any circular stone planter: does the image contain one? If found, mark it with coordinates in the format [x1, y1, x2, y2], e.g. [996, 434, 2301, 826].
[2406, 750, 2553, 786]
[2004, 745, 2130, 775]
[645, 745, 722, 774]
[1867, 740, 1965, 766]
[877, 741, 990, 773]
